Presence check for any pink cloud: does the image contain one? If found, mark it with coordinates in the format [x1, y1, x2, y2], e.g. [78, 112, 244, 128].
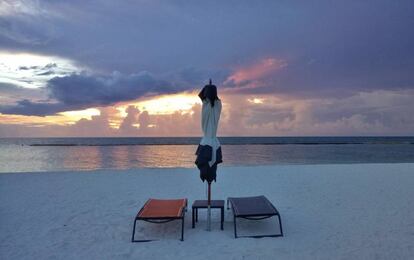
[224, 58, 287, 86]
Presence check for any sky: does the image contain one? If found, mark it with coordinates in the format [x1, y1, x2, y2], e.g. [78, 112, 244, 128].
[0, 0, 414, 137]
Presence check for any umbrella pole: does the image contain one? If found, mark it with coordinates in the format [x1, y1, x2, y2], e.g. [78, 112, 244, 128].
[207, 181, 211, 231]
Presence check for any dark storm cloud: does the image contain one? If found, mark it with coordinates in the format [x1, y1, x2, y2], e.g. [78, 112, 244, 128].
[0, 82, 48, 103]
[48, 71, 174, 106]
[0, 84, 63, 116]
[0, 99, 70, 116]
[0, 66, 229, 115]
[0, 71, 177, 115]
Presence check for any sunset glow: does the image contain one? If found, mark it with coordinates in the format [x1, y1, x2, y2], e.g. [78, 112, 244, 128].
[135, 93, 201, 114]
[0, 113, 75, 126]
[0, 108, 100, 126]
[248, 98, 264, 104]
[59, 108, 101, 121]
[117, 93, 201, 116]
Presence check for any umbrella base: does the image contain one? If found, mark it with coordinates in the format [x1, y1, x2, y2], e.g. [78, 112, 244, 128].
[207, 205, 211, 231]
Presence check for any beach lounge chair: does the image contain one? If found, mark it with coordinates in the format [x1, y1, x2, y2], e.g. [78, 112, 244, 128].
[227, 195, 283, 238]
[131, 198, 188, 242]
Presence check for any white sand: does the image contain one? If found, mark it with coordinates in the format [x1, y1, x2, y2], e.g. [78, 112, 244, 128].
[1, 164, 414, 259]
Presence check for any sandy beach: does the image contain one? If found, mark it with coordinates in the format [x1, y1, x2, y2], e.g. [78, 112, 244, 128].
[1, 163, 414, 259]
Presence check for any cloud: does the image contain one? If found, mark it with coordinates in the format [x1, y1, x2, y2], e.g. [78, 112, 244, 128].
[170, 67, 230, 88]
[2, 0, 413, 92]
[119, 105, 140, 134]
[0, 0, 57, 45]
[116, 103, 202, 137]
[0, 82, 48, 105]
[16, 63, 58, 76]
[0, 52, 81, 89]
[1, 1, 414, 135]
[48, 71, 175, 106]
[0, 66, 230, 116]
[1, 90, 414, 137]
[2, 1, 414, 97]
[0, 99, 70, 116]
[69, 107, 116, 137]
[217, 90, 414, 136]
[0, 71, 181, 116]
[224, 58, 287, 86]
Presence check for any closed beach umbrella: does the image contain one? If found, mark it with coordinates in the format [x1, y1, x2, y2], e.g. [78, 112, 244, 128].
[195, 79, 222, 230]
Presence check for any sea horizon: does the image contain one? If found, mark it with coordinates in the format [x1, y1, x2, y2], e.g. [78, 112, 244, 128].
[1, 135, 414, 146]
[1, 136, 414, 173]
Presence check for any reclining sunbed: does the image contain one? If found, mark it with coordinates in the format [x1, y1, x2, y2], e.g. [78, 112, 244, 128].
[227, 195, 283, 238]
[131, 198, 187, 242]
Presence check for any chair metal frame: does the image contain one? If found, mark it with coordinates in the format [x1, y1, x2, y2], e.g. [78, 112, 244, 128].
[227, 196, 283, 239]
[131, 199, 187, 242]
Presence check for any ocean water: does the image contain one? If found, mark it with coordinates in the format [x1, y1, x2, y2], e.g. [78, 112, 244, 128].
[0, 136, 413, 173]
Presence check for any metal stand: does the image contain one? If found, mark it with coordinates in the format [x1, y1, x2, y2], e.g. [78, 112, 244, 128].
[192, 200, 224, 230]
[207, 182, 212, 231]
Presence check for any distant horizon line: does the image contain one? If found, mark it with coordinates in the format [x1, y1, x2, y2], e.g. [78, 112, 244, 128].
[1, 135, 413, 139]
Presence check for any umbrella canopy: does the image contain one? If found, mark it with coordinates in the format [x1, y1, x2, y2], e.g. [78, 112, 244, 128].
[195, 79, 222, 183]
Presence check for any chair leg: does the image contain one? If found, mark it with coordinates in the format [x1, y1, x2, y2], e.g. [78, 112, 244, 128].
[131, 219, 137, 242]
[181, 217, 185, 241]
[278, 214, 284, 237]
[192, 208, 195, 228]
[221, 207, 224, 230]
[233, 215, 238, 238]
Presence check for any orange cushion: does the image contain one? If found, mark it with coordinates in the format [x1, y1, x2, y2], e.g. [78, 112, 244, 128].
[138, 199, 187, 218]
